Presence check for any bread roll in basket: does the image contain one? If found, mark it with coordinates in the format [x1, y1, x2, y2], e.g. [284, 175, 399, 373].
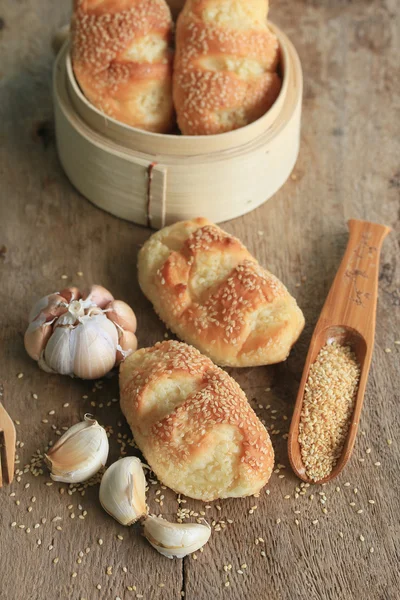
[53, 0, 303, 228]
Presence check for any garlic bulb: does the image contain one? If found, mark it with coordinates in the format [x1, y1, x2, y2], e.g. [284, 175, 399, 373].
[99, 457, 148, 526]
[24, 285, 138, 379]
[45, 415, 109, 483]
[143, 516, 211, 559]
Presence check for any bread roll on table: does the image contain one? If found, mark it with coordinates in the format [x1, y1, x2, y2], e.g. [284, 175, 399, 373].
[120, 340, 274, 500]
[138, 218, 305, 367]
[71, 0, 174, 132]
[173, 0, 282, 135]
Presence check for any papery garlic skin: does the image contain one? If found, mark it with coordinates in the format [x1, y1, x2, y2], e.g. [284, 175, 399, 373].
[24, 285, 138, 379]
[45, 415, 109, 483]
[99, 457, 148, 526]
[28, 293, 67, 323]
[143, 516, 211, 559]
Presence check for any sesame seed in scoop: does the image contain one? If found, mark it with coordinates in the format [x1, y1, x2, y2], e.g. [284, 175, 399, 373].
[298, 342, 360, 482]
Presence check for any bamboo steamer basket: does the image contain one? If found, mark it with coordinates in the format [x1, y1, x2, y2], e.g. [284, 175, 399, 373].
[53, 6, 303, 229]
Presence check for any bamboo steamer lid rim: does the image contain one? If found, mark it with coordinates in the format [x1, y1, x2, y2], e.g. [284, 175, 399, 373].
[64, 22, 300, 159]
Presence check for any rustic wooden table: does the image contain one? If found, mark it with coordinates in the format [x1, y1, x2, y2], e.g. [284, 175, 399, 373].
[0, 1, 399, 599]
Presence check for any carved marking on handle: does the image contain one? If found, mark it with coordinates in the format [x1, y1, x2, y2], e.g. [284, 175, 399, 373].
[344, 232, 377, 306]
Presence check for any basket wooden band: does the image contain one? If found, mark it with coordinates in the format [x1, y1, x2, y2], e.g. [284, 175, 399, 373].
[147, 163, 167, 229]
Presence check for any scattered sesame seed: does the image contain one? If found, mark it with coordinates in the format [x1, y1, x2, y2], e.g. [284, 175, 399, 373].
[374, 462, 381, 466]
[359, 535, 365, 542]
[370, 547, 374, 553]
[17, 373, 24, 379]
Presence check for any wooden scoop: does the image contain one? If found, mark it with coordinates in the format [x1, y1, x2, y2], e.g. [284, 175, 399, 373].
[288, 219, 391, 484]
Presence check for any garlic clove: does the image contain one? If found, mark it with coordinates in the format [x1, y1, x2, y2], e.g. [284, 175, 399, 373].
[45, 415, 109, 483]
[24, 319, 53, 361]
[142, 516, 211, 559]
[105, 300, 137, 333]
[28, 293, 67, 323]
[83, 285, 114, 309]
[43, 326, 74, 375]
[59, 287, 81, 303]
[71, 313, 118, 379]
[116, 330, 138, 365]
[99, 456, 148, 526]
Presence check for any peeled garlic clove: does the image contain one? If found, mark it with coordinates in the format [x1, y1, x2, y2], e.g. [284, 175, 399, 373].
[45, 415, 109, 483]
[116, 330, 138, 365]
[143, 516, 211, 559]
[105, 300, 137, 333]
[83, 285, 114, 309]
[72, 313, 118, 379]
[59, 287, 81, 303]
[99, 457, 148, 526]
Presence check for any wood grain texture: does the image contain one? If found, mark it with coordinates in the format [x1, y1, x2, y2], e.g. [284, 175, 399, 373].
[0, 0, 399, 599]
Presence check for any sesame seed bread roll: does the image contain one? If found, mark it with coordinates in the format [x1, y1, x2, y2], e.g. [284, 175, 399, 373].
[120, 340, 274, 500]
[71, 0, 174, 132]
[173, 0, 282, 135]
[138, 218, 305, 367]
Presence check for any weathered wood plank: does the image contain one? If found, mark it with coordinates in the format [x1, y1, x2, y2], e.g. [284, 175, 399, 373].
[0, 0, 399, 599]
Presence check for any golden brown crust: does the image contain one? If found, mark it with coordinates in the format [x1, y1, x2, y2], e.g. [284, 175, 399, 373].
[71, 0, 174, 132]
[120, 340, 274, 500]
[173, 0, 282, 135]
[138, 218, 305, 367]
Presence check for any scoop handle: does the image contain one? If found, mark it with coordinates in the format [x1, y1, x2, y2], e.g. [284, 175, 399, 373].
[316, 219, 391, 342]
